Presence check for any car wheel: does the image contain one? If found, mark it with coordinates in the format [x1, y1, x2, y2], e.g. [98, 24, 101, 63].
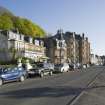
[40, 72, 44, 77]
[49, 71, 53, 76]
[0, 79, 3, 86]
[20, 75, 25, 82]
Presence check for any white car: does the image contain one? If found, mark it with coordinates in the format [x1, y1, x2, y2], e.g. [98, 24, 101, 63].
[54, 63, 69, 73]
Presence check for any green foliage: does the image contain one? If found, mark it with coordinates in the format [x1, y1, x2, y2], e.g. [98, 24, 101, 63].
[13, 17, 45, 37]
[0, 8, 46, 37]
[35, 25, 45, 37]
[0, 13, 13, 30]
[18, 57, 35, 64]
[13, 17, 27, 35]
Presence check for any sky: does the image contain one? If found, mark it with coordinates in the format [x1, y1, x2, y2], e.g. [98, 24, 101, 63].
[0, 0, 105, 55]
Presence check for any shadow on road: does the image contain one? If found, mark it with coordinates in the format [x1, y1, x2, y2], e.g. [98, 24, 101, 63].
[0, 86, 83, 99]
[0, 85, 105, 99]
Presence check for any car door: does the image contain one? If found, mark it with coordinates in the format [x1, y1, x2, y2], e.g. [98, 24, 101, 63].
[44, 63, 49, 73]
[10, 68, 20, 80]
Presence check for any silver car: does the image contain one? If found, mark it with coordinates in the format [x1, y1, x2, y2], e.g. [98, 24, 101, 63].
[54, 63, 69, 73]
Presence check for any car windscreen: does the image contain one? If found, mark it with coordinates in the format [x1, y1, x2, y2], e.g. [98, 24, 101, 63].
[37, 64, 43, 68]
[12, 67, 23, 71]
[3, 68, 11, 73]
[55, 64, 63, 67]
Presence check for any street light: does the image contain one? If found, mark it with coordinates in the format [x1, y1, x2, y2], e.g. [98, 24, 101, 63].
[73, 32, 76, 69]
[59, 29, 64, 64]
[59, 29, 63, 64]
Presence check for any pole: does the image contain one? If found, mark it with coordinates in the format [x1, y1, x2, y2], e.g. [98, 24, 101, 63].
[73, 32, 76, 69]
[60, 29, 63, 64]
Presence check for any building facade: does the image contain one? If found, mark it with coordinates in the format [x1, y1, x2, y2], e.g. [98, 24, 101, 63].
[64, 32, 90, 65]
[0, 29, 91, 65]
[44, 30, 91, 65]
[44, 30, 67, 64]
[0, 30, 46, 62]
[90, 54, 105, 65]
[64, 32, 80, 64]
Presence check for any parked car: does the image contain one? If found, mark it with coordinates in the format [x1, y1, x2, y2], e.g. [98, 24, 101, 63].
[54, 63, 69, 73]
[28, 63, 54, 77]
[82, 64, 87, 68]
[47, 63, 54, 71]
[68, 64, 74, 70]
[0, 67, 27, 86]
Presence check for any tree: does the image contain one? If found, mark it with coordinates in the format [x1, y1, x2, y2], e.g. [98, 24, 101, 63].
[13, 17, 45, 37]
[0, 9, 46, 37]
[35, 25, 45, 37]
[0, 13, 13, 30]
[13, 17, 27, 35]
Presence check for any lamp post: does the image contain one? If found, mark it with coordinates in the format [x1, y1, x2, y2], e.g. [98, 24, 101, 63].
[59, 29, 63, 64]
[73, 32, 76, 69]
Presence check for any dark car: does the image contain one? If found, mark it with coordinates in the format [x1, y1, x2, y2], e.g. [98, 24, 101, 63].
[0, 67, 27, 86]
[68, 64, 74, 70]
[28, 63, 54, 77]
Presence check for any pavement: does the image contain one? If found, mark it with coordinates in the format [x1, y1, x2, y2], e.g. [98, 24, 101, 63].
[0, 66, 105, 105]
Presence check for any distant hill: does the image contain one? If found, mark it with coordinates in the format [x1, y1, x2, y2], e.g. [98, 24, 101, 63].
[0, 6, 13, 15]
[0, 6, 45, 37]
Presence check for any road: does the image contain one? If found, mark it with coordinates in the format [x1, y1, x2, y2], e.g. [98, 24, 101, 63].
[0, 66, 105, 105]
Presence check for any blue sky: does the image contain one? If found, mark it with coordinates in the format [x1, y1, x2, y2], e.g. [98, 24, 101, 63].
[0, 0, 105, 55]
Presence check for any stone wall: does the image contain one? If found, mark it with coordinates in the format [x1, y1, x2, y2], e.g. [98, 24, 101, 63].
[0, 33, 11, 62]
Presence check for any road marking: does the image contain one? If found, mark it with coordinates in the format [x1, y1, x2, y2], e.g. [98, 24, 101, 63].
[68, 91, 105, 105]
[67, 92, 84, 105]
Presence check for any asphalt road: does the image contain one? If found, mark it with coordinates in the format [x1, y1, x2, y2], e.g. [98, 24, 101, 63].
[0, 66, 104, 105]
